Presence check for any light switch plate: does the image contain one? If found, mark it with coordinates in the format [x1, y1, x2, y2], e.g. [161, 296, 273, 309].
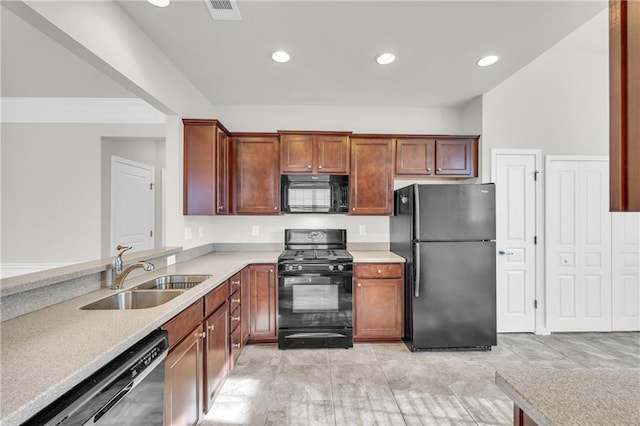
[252, 225, 260, 236]
[359, 225, 367, 235]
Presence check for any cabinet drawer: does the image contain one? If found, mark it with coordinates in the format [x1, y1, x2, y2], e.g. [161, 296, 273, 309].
[229, 293, 241, 313]
[230, 326, 242, 369]
[229, 272, 242, 295]
[162, 299, 205, 349]
[204, 281, 229, 318]
[354, 263, 403, 279]
[230, 308, 241, 333]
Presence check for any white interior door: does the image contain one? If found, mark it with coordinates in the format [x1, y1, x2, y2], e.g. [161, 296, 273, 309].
[611, 212, 640, 331]
[491, 150, 539, 332]
[546, 156, 611, 332]
[111, 156, 155, 255]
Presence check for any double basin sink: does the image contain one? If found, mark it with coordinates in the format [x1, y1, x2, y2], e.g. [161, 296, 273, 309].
[81, 275, 211, 310]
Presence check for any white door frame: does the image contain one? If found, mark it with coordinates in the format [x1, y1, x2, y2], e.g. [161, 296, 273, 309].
[491, 149, 544, 334]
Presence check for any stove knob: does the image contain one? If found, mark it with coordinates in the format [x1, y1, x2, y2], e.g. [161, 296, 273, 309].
[297, 265, 303, 271]
[338, 264, 344, 271]
[328, 265, 335, 271]
[287, 265, 293, 271]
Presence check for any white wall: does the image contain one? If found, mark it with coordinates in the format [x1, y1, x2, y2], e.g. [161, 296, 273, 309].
[1, 123, 164, 264]
[482, 10, 609, 182]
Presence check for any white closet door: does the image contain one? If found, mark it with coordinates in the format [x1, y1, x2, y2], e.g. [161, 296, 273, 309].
[611, 212, 640, 331]
[546, 156, 611, 332]
[491, 150, 539, 332]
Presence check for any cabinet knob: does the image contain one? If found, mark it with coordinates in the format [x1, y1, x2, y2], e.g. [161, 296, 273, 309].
[307, 165, 312, 169]
[377, 270, 382, 274]
[357, 282, 362, 287]
[198, 331, 206, 339]
[269, 269, 274, 273]
[233, 343, 241, 349]
[352, 207, 355, 211]
[231, 298, 240, 303]
[437, 167, 442, 171]
[427, 168, 432, 172]
[274, 207, 278, 210]
[208, 324, 215, 331]
[231, 280, 240, 286]
[318, 165, 323, 169]
[231, 316, 240, 321]
[218, 205, 224, 211]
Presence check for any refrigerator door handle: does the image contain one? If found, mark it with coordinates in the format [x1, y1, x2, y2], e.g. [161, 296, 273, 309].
[415, 243, 421, 298]
[414, 184, 420, 238]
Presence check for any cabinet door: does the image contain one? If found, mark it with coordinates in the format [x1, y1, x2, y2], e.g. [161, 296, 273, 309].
[247, 264, 278, 343]
[434, 139, 475, 176]
[395, 138, 435, 175]
[316, 135, 349, 174]
[164, 326, 204, 426]
[234, 136, 280, 214]
[281, 134, 314, 173]
[204, 303, 229, 413]
[354, 278, 404, 340]
[215, 128, 230, 214]
[349, 138, 394, 215]
[241, 267, 251, 344]
[183, 122, 216, 215]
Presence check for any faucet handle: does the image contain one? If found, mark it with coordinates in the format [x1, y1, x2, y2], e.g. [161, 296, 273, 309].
[116, 245, 132, 254]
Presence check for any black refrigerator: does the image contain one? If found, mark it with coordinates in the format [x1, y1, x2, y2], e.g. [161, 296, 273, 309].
[390, 183, 497, 351]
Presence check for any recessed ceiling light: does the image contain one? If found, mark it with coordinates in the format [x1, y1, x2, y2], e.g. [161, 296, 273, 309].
[376, 53, 396, 65]
[272, 51, 291, 63]
[477, 55, 500, 67]
[147, 0, 170, 7]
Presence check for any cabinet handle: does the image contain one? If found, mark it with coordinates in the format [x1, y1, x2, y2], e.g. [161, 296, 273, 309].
[198, 331, 206, 339]
[357, 282, 362, 287]
[231, 298, 240, 303]
[231, 280, 240, 285]
[231, 316, 240, 321]
[208, 324, 215, 331]
[233, 343, 241, 349]
[218, 205, 224, 211]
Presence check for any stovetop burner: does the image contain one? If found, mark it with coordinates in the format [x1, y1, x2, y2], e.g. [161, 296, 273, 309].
[279, 249, 352, 263]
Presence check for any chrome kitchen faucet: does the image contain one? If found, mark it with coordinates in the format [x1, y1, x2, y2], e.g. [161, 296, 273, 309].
[111, 245, 155, 290]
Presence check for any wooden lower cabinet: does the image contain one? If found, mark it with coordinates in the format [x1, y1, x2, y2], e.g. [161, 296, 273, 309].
[353, 263, 404, 341]
[247, 264, 278, 343]
[204, 302, 229, 412]
[164, 325, 204, 426]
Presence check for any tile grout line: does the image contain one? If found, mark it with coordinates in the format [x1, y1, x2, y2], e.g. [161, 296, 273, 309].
[374, 345, 409, 426]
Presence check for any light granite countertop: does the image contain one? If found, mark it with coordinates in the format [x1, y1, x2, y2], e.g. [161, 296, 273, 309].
[495, 369, 640, 425]
[0, 250, 403, 425]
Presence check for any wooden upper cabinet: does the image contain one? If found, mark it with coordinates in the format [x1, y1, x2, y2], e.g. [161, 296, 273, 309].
[610, 0, 640, 211]
[232, 134, 280, 214]
[395, 138, 436, 175]
[183, 119, 230, 215]
[349, 137, 394, 215]
[395, 137, 478, 178]
[280, 132, 349, 174]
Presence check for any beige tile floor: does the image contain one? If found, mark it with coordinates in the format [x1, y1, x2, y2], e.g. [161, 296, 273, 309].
[202, 333, 640, 426]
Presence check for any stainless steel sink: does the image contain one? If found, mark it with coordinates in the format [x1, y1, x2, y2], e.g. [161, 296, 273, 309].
[81, 290, 184, 310]
[134, 274, 212, 290]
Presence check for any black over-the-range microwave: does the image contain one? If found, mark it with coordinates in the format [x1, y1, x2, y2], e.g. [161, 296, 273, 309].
[281, 175, 349, 213]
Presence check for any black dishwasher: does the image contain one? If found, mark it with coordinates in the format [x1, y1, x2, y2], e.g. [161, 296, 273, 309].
[22, 330, 168, 426]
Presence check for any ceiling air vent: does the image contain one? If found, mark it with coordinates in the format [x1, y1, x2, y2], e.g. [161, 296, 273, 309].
[205, 0, 242, 21]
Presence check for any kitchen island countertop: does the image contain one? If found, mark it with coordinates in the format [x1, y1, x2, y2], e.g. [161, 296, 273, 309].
[495, 368, 640, 425]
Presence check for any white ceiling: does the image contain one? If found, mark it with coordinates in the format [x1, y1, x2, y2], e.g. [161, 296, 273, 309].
[1, 0, 607, 108]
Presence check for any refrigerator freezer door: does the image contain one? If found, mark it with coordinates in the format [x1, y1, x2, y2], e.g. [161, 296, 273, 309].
[409, 241, 496, 350]
[415, 184, 496, 241]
